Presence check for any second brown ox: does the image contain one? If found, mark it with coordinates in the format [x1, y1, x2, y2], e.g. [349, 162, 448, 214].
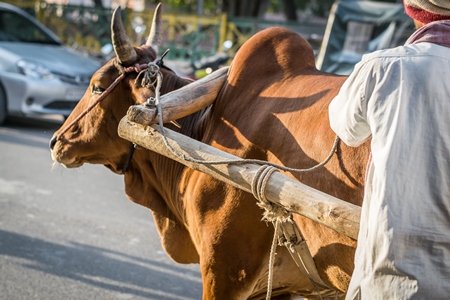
[50, 4, 370, 299]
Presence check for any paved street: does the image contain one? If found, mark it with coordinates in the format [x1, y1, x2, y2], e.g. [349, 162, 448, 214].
[0, 116, 202, 300]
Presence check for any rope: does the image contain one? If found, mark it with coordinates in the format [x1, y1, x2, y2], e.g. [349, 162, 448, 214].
[266, 220, 280, 300]
[251, 164, 293, 300]
[135, 62, 162, 90]
[154, 89, 340, 174]
[251, 165, 275, 204]
[251, 165, 290, 221]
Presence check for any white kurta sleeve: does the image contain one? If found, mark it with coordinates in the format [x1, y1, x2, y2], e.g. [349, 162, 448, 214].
[328, 60, 372, 147]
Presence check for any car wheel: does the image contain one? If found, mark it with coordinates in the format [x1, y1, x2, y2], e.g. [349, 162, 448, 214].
[0, 84, 7, 125]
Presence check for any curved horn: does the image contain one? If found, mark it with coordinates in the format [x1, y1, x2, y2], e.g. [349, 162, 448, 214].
[111, 6, 137, 65]
[146, 3, 163, 54]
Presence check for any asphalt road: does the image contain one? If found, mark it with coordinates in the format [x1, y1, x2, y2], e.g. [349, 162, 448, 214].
[0, 116, 202, 300]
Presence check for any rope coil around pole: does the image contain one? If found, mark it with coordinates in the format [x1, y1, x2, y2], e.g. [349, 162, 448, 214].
[251, 165, 290, 221]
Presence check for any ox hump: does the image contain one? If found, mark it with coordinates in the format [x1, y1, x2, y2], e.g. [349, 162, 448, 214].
[229, 27, 316, 81]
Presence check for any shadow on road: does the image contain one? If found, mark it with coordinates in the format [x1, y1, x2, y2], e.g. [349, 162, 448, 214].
[3, 115, 64, 129]
[0, 229, 202, 299]
[0, 116, 63, 149]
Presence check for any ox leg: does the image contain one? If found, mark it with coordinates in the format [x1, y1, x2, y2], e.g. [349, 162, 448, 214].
[189, 181, 303, 299]
[187, 187, 272, 299]
[198, 230, 272, 299]
[199, 243, 307, 300]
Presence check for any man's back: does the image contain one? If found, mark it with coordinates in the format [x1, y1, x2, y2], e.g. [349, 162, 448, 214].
[330, 41, 450, 299]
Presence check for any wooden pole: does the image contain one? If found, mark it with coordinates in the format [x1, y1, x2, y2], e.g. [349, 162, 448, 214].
[118, 118, 361, 239]
[126, 66, 229, 126]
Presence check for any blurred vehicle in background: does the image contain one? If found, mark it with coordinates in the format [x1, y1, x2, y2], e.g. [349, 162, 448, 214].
[0, 2, 101, 124]
[190, 50, 230, 79]
[165, 40, 232, 80]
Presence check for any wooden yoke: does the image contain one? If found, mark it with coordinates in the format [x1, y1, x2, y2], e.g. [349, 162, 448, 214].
[117, 118, 361, 239]
[126, 66, 229, 126]
[122, 65, 361, 239]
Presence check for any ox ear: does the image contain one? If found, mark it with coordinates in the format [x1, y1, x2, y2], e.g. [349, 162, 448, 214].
[111, 6, 137, 65]
[146, 3, 163, 54]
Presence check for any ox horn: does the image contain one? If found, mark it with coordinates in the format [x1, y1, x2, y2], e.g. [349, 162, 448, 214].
[146, 3, 163, 54]
[111, 6, 137, 65]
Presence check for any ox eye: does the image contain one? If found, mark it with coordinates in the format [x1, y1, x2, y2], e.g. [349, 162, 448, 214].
[92, 85, 105, 95]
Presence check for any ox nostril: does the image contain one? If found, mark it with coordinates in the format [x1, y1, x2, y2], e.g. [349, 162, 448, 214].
[49, 136, 57, 150]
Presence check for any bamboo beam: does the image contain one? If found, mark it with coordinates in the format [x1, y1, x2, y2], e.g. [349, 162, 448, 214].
[126, 66, 229, 126]
[117, 118, 361, 240]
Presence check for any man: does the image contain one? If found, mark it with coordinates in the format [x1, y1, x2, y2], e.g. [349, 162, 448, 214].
[328, 1, 450, 299]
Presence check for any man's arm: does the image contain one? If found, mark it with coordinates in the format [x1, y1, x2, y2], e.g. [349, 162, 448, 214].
[328, 61, 372, 147]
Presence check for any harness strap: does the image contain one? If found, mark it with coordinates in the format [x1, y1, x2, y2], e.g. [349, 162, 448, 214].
[122, 143, 136, 174]
[277, 218, 343, 298]
[56, 72, 126, 141]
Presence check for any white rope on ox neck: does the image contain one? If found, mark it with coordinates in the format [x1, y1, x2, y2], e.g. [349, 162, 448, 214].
[251, 164, 290, 300]
[267, 220, 280, 300]
[147, 67, 340, 300]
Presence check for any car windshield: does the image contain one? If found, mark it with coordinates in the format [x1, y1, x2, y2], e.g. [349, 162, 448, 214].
[0, 10, 61, 45]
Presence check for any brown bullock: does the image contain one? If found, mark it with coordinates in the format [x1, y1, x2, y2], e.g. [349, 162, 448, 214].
[50, 4, 370, 299]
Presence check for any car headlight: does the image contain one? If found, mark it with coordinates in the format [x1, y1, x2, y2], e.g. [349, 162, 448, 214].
[17, 59, 55, 80]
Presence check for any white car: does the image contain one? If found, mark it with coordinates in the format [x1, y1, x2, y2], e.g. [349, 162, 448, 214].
[0, 2, 101, 124]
